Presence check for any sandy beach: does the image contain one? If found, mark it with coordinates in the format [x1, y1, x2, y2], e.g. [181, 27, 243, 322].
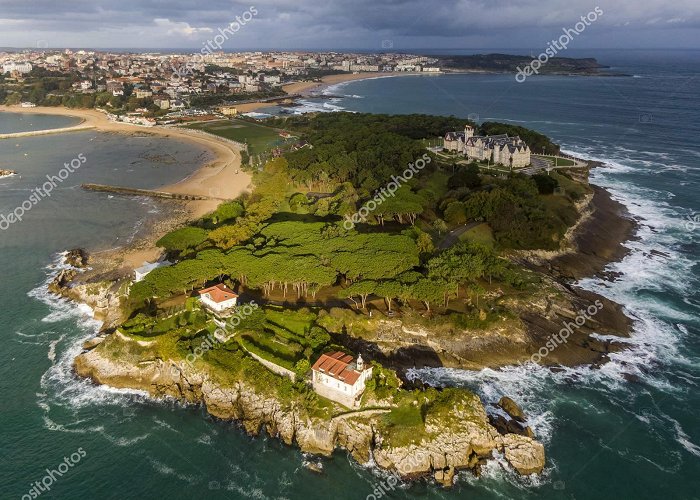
[1, 105, 252, 270]
[234, 72, 427, 113]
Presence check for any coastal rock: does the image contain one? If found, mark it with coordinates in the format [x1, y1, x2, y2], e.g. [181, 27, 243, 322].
[434, 466, 455, 487]
[498, 396, 525, 422]
[48, 269, 76, 294]
[82, 336, 106, 350]
[56, 280, 125, 329]
[497, 433, 546, 475]
[0, 169, 17, 178]
[489, 412, 535, 439]
[73, 334, 545, 482]
[65, 248, 89, 268]
[489, 397, 535, 438]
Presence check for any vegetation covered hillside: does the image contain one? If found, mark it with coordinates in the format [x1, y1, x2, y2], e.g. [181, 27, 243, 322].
[117, 112, 594, 412]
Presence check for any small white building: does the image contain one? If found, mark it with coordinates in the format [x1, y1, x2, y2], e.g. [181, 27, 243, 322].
[198, 284, 238, 312]
[134, 260, 172, 282]
[311, 352, 373, 407]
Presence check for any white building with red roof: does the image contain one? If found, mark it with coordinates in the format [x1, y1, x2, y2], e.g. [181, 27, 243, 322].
[311, 351, 373, 407]
[198, 284, 238, 312]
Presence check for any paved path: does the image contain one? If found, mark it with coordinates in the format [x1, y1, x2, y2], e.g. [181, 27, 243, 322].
[521, 155, 588, 176]
[331, 408, 392, 421]
[438, 221, 482, 249]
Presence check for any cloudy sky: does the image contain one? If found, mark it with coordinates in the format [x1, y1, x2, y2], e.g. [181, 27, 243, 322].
[0, 0, 698, 50]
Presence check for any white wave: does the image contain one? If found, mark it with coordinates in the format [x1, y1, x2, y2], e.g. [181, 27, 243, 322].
[147, 457, 199, 484]
[241, 112, 272, 119]
[668, 416, 700, 458]
[289, 98, 348, 115]
[48, 334, 65, 361]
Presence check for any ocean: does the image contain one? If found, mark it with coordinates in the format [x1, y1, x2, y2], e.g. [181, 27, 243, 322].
[1, 49, 699, 499]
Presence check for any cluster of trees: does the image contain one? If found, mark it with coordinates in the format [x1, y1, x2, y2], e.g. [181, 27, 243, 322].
[131, 220, 421, 308]
[190, 90, 284, 107]
[265, 113, 461, 195]
[340, 242, 523, 312]
[128, 112, 580, 321]
[440, 167, 576, 249]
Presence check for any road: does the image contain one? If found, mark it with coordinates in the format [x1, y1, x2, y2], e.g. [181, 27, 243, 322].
[438, 221, 482, 249]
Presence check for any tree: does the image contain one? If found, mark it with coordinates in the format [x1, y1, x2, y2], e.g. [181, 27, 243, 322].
[294, 359, 311, 380]
[340, 280, 377, 309]
[532, 174, 559, 195]
[307, 326, 331, 349]
[444, 201, 467, 226]
[409, 278, 447, 313]
[375, 281, 403, 312]
[416, 231, 435, 256]
[448, 163, 482, 189]
[432, 218, 448, 235]
[157, 227, 209, 255]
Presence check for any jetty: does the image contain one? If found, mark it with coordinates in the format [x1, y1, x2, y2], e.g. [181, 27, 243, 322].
[0, 124, 95, 140]
[81, 183, 209, 201]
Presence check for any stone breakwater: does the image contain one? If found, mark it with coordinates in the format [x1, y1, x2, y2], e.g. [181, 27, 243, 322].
[0, 124, 95, 140]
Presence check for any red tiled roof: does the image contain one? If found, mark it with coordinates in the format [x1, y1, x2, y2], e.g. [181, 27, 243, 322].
[198, 284, 238, 304]
[312, 351, 363, 385]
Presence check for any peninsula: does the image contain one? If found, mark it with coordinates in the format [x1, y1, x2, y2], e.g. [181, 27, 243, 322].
[45, 110, 633, 487]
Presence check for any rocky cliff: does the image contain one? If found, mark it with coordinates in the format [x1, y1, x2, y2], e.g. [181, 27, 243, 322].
[74, 332, 545, 485]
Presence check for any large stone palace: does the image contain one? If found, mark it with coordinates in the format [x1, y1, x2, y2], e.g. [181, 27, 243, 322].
[444, 125, 531, 168]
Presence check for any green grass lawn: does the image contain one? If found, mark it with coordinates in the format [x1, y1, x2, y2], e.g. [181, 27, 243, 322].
[459, 223, 495, 247]
[186, 119, 287, 156]
[235, 308, 318, 369]
[264, 308, 316, 336]
[552, 157, 575, 166]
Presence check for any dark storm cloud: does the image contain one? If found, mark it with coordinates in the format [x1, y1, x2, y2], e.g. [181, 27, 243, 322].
[0, 0, 698, 48]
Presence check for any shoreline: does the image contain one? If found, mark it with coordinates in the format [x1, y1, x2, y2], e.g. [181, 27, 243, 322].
[1, 105, 252, 271]
[235, 72, 430, 113]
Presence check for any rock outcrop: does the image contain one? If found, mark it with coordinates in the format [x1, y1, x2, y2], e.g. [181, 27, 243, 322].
[498, 396, 526, 421]
[48, 269, 77, 294]
[64, 248, 89, 268]
[488, 396, 536, 439]
[0, 169, 17, 178]
[74, 333, 546, 483]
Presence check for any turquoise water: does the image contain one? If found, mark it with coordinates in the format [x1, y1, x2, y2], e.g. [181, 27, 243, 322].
[1, 50, 699, 499]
